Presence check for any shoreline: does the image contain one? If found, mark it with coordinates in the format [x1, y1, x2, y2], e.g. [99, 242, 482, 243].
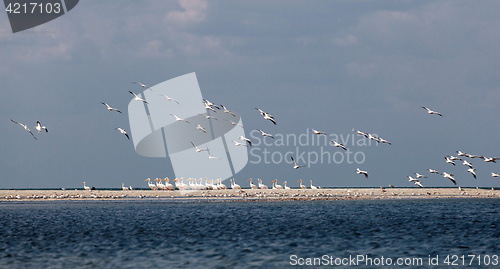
[0, 188, 499, 201]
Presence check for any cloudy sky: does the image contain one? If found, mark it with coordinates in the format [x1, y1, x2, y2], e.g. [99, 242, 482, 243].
[1, 0, 500, 189]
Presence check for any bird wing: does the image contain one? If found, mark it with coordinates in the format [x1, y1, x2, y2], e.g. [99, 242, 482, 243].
[125, 133, 130, 140]
[29, 130, 37, 140]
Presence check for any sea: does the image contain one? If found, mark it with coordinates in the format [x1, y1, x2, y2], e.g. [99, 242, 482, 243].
[0, 198, 499, 268]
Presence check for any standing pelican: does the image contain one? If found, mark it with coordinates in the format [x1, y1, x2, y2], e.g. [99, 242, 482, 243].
[122, 183, 129, 191]
[231, 179, 241, 189]
[11, 119, 37, 140]
[83, 182, 91, 191]
[258, 179, 268, 189]
[297, 180, 307, 189]
[310, 180, 317, 190]
[282, 181, 290, 189]
[247, 179, 258, 189]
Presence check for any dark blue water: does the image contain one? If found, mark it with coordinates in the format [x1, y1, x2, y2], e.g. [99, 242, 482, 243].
[0, 199, 499, 268]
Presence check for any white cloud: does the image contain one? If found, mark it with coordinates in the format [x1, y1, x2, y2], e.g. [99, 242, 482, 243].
[166, 0, 208, 25]
[332, 34, 358, 47]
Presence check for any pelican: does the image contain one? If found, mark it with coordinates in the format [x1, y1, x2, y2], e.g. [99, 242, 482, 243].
[463, 160, 473, 168]
[159, 94, 179, 104]
[129, 186, 134, 190]
[170, 114, 189, 123]
[35, 121, 49, 133]
[100, 102, 122, 113]
[122, 183, 129, 191]
[467, 168, 477, 179]
[378, 137, 391, 145]
[132, 81, 153, 91]
[331, 140, 347, 151]
[196, 124, 207, 133]
[11, 119, 37, 140]
[164, 178, 175, 190]
[273, 180, 283, 189]
[255, 108, 274, 118]
[356, 168, 368, 178]
[466, 153, 480, 159]
[231, 179, 241, 189]
[297, 180, 307, 189]
[407, 176, 418, 182]
[232, 140, 247, 147]
[247, 178, 258, 189]
[444, 156, 456, 165]
[422, 106, 443, 116]
[199, 113, 218, 121]
[414, 180, 424, 188]
[479, 156, 499, 163]
[456, 150, 467, 157]
[442, 172, 456, 185]
[291, 156, 305, 169]
[129, 91, 149, 104]
[239, 136, 252, 146]
[258, 179, 268, 189]
[415, 173, 427, 178]
[191, 142, 207, 152]
[115, 128, 130, 139]
[145, 178, 157, 190]
[356, 130, 368, 138]
[310, 180, 317, 190]
[263, 113, 277, 125]
[203, 99, 220, 110]
[492, 173, 500, 177]
[312, 129, 326, 135]
[282, 181, 290, 189]
[368, 134, 379, 143]
[206, 148, 221, 159]
[220, 105, 236, 117]
[256, 129, 274, 138]
[155, 178, 166, 190]
[449, 155, 462, 161]
[83, 182, 91, 191]
[203, 102, 217, 112]
[225, 119, 244, 128]
[428, 169, 439, 174]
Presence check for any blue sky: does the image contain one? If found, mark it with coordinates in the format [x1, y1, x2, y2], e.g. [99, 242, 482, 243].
[1, 0, 500, 189]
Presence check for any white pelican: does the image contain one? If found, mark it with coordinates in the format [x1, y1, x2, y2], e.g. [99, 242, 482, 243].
[196, 124, 207, 133]
[463, 160, 473, 168]
[220, 105, 236, 117]
[115, 128, 130, 139]
[356, 130, 368, 138]
[203, 102, 217, 112]
[258, 179, 268, 189]
[232, 140, 247, 147]
[132, 81, 153, 91]
[247, 179, 258, 189]
[206, 148, 221, 159]
[407, 176, 418, 182]
[11, 119, 37, 140]
[297, 180, 307, 189]
[129, 186, 134, 190]
[456, 151, 467, 157]
[270, 180, 277, 189]
[35, 121, 49, 133]
[312, 129, 326, 135]
[155, 178, 166, 190]
[100, 102, 122, 113]
[466, 153, 480, 159]
[422, 106, 443, 116]
[159, 94, 179, 104]
[449, 155, 462, 161]
[217, 179, 227, 190]
[368, 134, 379, 143]
[442, 172, 456, 185]
[415, 173, 427, 178]
[467, 168, 477, 179]
[255, 108, 274, 119]
[191, 142, 207, 153]
[310, 180, 317, 190]
[444, 156, 456, 166]
[291, 156, 305, 169]
[263, 114, 276, 125]
[428, 169, 439, 174]
[256, 129, 274, 139]
[273, 180, 283, 189]
[356, 168, 368, 178]
[145, 178, 157, 190]
[378, 137, 391, 145]
[414, 180, 424, 188]
[170, 114, 189, 123]
[331, 140, 347, 151]
[492, 173, 500, 177]
[203, 99, 220, 110]
[199, 113, 218, 121]
[479, 156, 499, 163]
[129, 91, 148, 104]
[83, 182, 91, 191]
[225, 119, 244, 128]
[122, 183, 129, 191]
[163, 178, 175, 190]
[231, 179, 241, 189]
[239, 136, 252, 146]
[282, 181, 290, 189]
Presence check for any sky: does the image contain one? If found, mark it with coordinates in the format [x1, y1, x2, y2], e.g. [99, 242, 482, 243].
[1, 0, 500, 189]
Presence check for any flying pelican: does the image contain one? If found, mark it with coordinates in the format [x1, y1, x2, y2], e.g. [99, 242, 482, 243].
[463, 160, 473, 168]
[422, 106, 443, 116]
[467, 168, 477, 179]
[100, 102, 122, 113]
[297, 180, 307, 189]
[492, 173, 500, 178]
[356, 130, 368, 138]
[231, 179, 241, 189]
[331, 140, 347, 151]
[444, 156, 456, 166]
[159, 94, 179, 104]
[247, 178, 258, 189]
[220, 105, 236, 117]
[291, 156, 305, 169]
[263, 113, 277, 125]
[407, 176, 419, 182]
[122, 183, 129, 191]
[196, 124, 207, 133]
[256, 129, 274, 139]
[479, 156, 499, 163]
[203, 99, 220, 109]
[442, 172, 456, 185]
[255, 108, 274, 118]
[456, 151, 467, 157]
[232, 141, 247, 147]
[225, 119, 244, 128]
[378, 137, 391, 145]
[368, 134, 379, 143]
[466, 153, 480, 159]
[282, 181, 290, 189]
[356, 168, 368, 178]
[132, 81, 154, 91]
[310, 180, 317, 190]
[83, 182, 91, 191]
[239, 136, 252, 146]
[449, 155, 462, 161]
[428, 169, 439, 174]
[170, 114, 189, 123]
[203, 102, 217, 112]
[11, 119, 37, 140]
[199, 113, 218, 121]
[414, 180, 424, 188]
[35, 121, 49, 133]
[415, 173, 427, 178]
[312, 129, 326, 135]
[190, 142, 207, 153]
[115, 128, 130, 139]
[129, 91, 149, 104]
[206, 148, 221, 159]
